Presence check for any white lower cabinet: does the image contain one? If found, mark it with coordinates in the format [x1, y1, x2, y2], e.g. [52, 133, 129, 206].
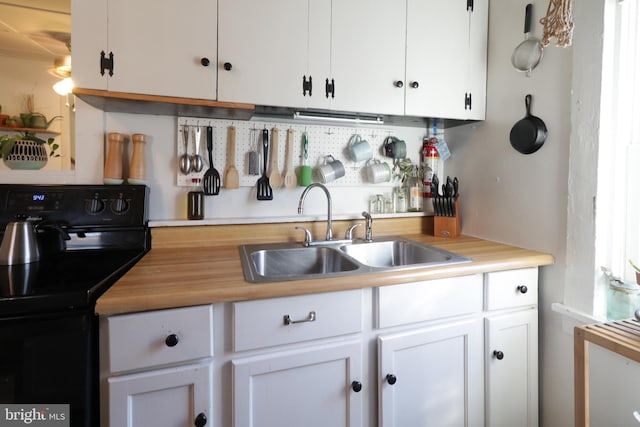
[485, 309, 538, 427]
[378, 319, 484, 427]
[108, 361, 212, 427]
[484, 268, 539, 427]
[232, 341, 363, 427]
[100, 305, 214, 427]
[101, 268, 540, 426]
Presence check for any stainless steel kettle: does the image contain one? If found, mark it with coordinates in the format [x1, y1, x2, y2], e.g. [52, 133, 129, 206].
[0, 217, 40, 265]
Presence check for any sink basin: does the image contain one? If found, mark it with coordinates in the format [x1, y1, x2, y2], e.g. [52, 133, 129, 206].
[239, 237, 471, 283]
[240, 244, 361, 282]
[339, 238, 471, 269]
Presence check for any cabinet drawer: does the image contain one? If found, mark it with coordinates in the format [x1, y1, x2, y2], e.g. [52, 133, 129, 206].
[484, 268, 538, 311]
[233, 290, 362, 352]
[376, 275, 483, 329]
[105, 305, 213, 374]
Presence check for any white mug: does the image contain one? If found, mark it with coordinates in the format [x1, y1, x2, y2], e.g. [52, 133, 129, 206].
[365, 159, 391, 184]
[347, 134, 373, 163]
[315, 155, 346, 183]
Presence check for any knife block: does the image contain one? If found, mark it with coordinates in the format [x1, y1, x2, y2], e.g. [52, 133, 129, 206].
[433, 199, 460, 238]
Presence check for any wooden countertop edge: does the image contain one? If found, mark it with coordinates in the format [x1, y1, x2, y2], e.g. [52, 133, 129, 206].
[95, 230, 554, 316]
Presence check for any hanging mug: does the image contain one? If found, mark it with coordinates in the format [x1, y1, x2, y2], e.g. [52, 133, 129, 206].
[315, 155, 346, 183]
[347, 134, 373, 163]
[364, 159, 391, 184]
[382, 136, 407, 159]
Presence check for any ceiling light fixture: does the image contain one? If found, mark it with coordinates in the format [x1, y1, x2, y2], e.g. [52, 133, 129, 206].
[53, 77, 74, 96]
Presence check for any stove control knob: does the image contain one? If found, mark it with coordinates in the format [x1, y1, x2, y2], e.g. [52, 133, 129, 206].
[111, 195, 130, 215]
[85, 195, 105, 215]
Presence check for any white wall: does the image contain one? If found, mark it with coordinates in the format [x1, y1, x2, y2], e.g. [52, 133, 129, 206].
[74, 105, 432, 222]
[446, 1, 602, 426]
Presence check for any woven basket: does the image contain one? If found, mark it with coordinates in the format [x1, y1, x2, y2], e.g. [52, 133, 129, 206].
[3, 140, 48, 170]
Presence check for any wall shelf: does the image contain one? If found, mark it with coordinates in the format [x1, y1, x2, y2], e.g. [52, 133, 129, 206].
[0, 126, 61, 136]
[73, 88, 255, 120]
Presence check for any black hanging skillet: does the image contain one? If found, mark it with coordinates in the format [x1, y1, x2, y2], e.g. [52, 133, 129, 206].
[510, 94, 547, 154]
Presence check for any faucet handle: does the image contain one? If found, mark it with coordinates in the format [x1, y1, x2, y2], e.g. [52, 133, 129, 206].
[295, 226, 313, 246]
[345, 223, 362, 240]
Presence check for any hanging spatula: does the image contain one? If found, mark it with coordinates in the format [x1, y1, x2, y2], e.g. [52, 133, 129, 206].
[224, 125, 239, 189]
[203, 126, 220, 195]
[256, 129, 273, 200]
[283, 128, 297, 189]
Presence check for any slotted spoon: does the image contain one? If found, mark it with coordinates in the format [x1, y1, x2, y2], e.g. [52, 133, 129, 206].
[203, 126, 220, 195]
[256, 129, 273, 200]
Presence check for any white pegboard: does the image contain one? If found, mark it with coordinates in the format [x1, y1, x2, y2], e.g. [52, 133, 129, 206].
[176, 117, 400, 188]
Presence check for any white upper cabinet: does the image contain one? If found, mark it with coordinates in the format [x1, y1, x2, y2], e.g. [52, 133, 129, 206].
[217, 0, 487, 119]
[218, 0, 331, 109]
[72, 0, 217, 99]
[405, 0, 487, 119]
[329, 0, 407, 115]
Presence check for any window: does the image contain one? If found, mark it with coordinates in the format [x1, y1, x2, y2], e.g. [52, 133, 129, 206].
[596, 0, 640, 314]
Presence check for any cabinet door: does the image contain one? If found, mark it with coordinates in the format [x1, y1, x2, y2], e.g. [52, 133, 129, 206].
[72, 0, 108, 91]
[329, 0, 406, 115]
[218, 0, 331, 109]
[466, 0, 488, 120]
[378, 319, 484, 427]
[105, 0, 217, 98]
[107, 360, 212, 427]
[405, 0, 469, 119]
[233, 341, 363, 427]
[485, 309, 538, 427]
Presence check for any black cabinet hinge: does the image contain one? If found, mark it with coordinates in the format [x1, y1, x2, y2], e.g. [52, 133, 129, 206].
[100, 51, 114, 76]
[467, 0, 474, 12]
[303, 75, 313, 96]
[325, 78, 335, 98]
[465, 92, 472, 110]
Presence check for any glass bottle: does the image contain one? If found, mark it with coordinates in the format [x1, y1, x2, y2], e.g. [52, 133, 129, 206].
[187, 178, 205, 220]
[407, 167, 423, 212]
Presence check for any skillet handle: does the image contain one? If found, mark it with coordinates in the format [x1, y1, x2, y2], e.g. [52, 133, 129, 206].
[525, 94, 532, 116]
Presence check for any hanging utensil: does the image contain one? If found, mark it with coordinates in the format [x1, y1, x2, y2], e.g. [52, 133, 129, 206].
[248, 129, 261, 175]
[299, 133, 312, 186]
[510, 94, 548, 154]
[452, 177, 459, 217]
[224, 126, 240, 189]
[283, 128, 297, 189]
[191, 125, 204, 173]
[268, 127, 283, 189]
[203, 126, 221, 195]
[178, 125, 191, 175]
[256, 129, 273, 200]
[511, 3, 544, 77]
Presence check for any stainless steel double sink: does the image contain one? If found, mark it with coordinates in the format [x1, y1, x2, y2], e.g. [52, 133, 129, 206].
[239, 236, 471, 283]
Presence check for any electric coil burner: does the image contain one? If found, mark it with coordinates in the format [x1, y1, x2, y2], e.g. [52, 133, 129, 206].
[0, 184, 150, 427]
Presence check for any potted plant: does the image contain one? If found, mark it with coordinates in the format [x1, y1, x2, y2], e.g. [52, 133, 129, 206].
[629, 259, 640, 285]
[0, 132, 60, 170]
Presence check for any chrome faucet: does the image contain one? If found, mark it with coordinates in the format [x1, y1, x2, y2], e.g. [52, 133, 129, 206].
[362, 211, 373, 242]
[298, 183, 333, 241]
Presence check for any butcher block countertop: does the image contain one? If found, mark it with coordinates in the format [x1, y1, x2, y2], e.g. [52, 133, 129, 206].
[95, 217, 554, 316]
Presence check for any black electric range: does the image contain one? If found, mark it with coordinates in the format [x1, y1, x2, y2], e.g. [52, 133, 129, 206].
[0, 184, 150, 427]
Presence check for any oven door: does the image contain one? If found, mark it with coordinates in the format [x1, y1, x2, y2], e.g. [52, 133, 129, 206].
[0, 309, 97, 427]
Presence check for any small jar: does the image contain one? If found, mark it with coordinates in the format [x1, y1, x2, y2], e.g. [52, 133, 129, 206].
[394, 186, 408, 213]
[187, 178, 205, 220]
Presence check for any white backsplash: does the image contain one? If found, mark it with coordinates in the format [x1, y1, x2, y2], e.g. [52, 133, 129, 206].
[94, 110, 440, 223]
